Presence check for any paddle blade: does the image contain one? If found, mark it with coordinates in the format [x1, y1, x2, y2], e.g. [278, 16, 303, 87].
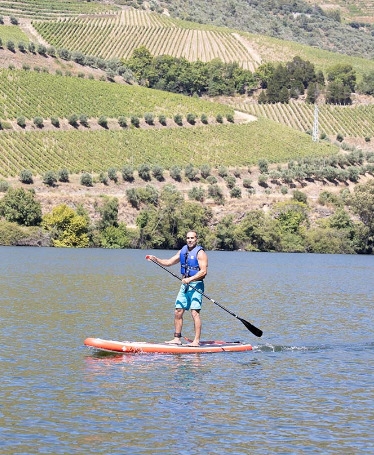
[239, 317, 263, 337]
[145, 255, 151, 260]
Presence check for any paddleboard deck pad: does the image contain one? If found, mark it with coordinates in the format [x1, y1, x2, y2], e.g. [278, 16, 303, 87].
[84, 337, 253, 354]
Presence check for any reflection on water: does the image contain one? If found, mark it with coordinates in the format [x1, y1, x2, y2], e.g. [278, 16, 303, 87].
[0, 247, 373, 454]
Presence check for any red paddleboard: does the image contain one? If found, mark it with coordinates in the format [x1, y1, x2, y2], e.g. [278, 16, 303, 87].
[84, 337, 253, 354]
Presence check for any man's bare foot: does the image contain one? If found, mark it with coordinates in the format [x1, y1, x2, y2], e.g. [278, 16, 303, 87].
[186, 341, 200, 347]
[164, 338, 182, 345]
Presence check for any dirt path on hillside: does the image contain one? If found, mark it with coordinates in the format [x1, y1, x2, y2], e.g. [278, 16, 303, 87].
[19, 19, 49, 46]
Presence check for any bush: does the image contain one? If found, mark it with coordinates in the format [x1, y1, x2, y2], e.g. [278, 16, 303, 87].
[7, 41, 15, 52]
[152, 165, 164, 181]
[118, 116, 127, 128]
[230, 186, 242, 198]
[218, 166, 228, 178]
[336, 133, 344, 142]
[158, 114, 167, 126]
[258, 174, 268, 187]
[138, 164, 151, 181]
[99, 172, 109, 185]
[18, 42, 26, 53]
[208, 184, 225, 204]
[201, 113, 208, 124]
[174, 114, 183, 126]
[225, 175, 236, 189]
[10, 16, 19, 25]
[37, 44, 47, 56]
[20, 169, 33, 184]
[0, 181, 9, 192]
[185, 163, 198, 181]
[28, 42, 35, 53]
[58, 168, 69, 182]
[233, 168, 241, 178]
[68, 114, 79, 127]
[243, 178, 252, 188]
[258, 159, 269, 174]
[170, 166, 182, 181]
[98, 116, 108, 128]
[144, 113, 154, 125]
[131, 116, 140, 128]
[79, 114, 89, 127]
[22, 63, 30, 71]
[216, 113, 223, 123]
[365, 136, 371, 142]
[58, 48, 71, 60]
[51, 116, 60, 128]
[108, 167, 118, 182]
[80, 172, 93, 187]
[200, 164, 211, 179]
[17, 116, 26, 128]
[207, 175, 217, 184]
[0, 188, 42, 226]
[226, 113, 235, 123]
[186, 113, 196, 125]
[43, 170, 57, 187]
[188, 186, 206, 202]
[280, 185, 288, 194]
[126, 188, 140, 208]
[293, 190, 308, 203]
[122, 165, 134, 182]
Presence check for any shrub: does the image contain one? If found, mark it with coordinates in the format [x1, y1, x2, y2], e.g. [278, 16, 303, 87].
[0, 180, 9, 192]
[37, 44, 47, 56]
[17, 116, 26, 128]
[51, 116, 60, 128]
[218, 166, 228, 178]
[336, 133, 344, 142]
[33, 117, 44, 128]
[208, 184, 225, 204]
[118, 116, 127, 128]
[207, 175, 217, 184]
[22, 63, 30, 71]
[225, 175, 236, 189]
[200, 164, 211, 179]
[131, 116, 140, 128]
[47, 46, 56, 57]
[144, 113, 154, 125]
[58, 48, 71, 60]
[152, 165, 164, 181]
[122, 165, 134, 182]
[68, 114, 79, 127]
[230, 186, 242, 198]
[216, 113, 223, 123]
[80, 172, 93, 187]
[138, 164, 151, 181]
[174, 114, 183, 126]
[185, 163, 198, 181]
[7, 41, 15, 52]
[58, 169, 69, 182]
[280, 185, 288, 194]
[108, 167, 118, 182]
[258, 159, 269, 174]
[28, 42, 35, 53]
[98, 116, 108, 128]
[243, 178, 252, 188]
[79, 114, 89, 127]
[99, 172, 109, 185]
[365, 136, 371, 143]
[201, 113, 208, 124]
[170, 166, 182, 181]
[258, 174, 268, 187]
[158, 114, 167, 126]
[126, 188, 140, 208]
[19, 170, 33, 184]
[292, 190, 308, 203]
[43, 170, 57, 187]
[0, 188, 42, 226]
[186, 113, 196, 125]
[226, 113, 235, 123]
[188, 186, 206, 202]
[18, 42, 26, 53]
[233, 168, 241, 178]
[10, 16, 19, 25]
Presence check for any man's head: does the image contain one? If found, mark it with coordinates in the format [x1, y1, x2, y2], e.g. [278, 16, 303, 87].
[186, 231, 198, 250]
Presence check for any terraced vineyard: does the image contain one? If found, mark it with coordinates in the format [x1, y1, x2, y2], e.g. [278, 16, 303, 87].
[0, 24, 29, 42]
[230, 100, 374, 139]
[0, 0, 117, 20]
[0, 69, 232, 120]
[33, 9, 259, 70]
[0, 119, 337, 177]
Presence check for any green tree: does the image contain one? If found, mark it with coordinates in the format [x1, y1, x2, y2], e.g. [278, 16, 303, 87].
[348, 180, 374, 252]
[0, 188, 42, 226]
[42, 204, 89, 247]
[97, 196, 119, 230]
[327, 64, 356, 92]
[126, 46, 153, 83]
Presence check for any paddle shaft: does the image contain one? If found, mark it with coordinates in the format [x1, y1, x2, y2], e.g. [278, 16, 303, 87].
[146, 255, 263, 337]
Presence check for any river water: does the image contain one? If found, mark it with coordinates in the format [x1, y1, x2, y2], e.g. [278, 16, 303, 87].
[0, 247, 373, 454]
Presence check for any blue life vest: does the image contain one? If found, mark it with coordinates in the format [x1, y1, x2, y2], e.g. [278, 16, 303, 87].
[180, 245, 204, 277]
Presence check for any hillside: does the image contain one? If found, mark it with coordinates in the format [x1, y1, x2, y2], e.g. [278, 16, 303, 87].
[0, 1, 373, 252]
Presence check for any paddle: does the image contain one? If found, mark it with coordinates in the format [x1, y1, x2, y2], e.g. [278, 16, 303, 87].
[145, 255, 263, 338]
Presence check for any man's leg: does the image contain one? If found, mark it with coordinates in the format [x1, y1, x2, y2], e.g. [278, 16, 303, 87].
[190, 309, 201, 346]
[165, 308, 184, 344]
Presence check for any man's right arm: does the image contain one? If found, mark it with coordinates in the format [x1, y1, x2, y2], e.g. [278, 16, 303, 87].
[148, 251, 180, 267]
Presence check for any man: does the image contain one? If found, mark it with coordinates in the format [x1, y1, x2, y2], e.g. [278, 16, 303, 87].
[147, 231, 208, 346]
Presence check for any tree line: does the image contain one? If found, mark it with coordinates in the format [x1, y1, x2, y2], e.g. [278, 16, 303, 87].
[0, 179, 373, 254]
